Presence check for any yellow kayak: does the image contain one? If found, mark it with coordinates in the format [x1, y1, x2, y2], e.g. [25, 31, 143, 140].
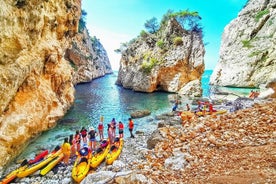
[17, 150, 61, 178]
[40, 153, 64, 176]
[90, 140, 110, 168]
[106, 138, 123, 165]
[71, 147, 91, 183]
[196, 109, 227, 116]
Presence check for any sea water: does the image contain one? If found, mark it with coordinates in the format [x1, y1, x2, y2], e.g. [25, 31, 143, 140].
[16, 70, 254, 160]
[17, 72, 172, 159]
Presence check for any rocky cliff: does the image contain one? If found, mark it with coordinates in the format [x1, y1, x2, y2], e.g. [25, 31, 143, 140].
[210, 0, 276, 97]
[0, 0, 81, 169]
[66, 27, 112, 84]
[116, 18, 205, 97]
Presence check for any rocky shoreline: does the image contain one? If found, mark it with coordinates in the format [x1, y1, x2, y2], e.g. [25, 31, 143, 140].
[1, 98, 275, 184]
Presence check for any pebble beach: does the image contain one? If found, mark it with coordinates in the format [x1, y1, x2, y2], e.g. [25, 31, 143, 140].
[2, 98, 275, 184]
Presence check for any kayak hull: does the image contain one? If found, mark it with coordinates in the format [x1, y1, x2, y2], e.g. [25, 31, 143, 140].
[106, 138, 123, 165]
[196, 110, 227, 116]
[72, 151, 91, 183]
[40, 153, 64, 176]
[17, 150, 61, 178]
[0, 169, 18, 184]
[90, 142, 110, 168]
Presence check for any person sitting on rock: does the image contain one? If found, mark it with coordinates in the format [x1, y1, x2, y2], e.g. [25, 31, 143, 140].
[172, 100, 179, 112]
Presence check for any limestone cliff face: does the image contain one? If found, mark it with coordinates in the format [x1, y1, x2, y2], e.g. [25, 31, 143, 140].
[116, 18, 205, 97]
[66, 27, 113, 84]
[210, 0, 276, 96]
[0, 0, 81, 169]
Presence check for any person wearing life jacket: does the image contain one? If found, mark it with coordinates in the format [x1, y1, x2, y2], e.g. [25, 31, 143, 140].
[209, 103, 217, 114]
[61, 137, 71, 165]
[118, 121, 124, 138]
[80, 127, 88, 140]
[98, 121, 104, 141]
[128, 118, 135, 138]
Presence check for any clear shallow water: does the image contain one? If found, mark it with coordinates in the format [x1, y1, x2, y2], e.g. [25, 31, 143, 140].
[17, 72, 173, 160]
[202, 70, 213, 97]
[16, 70, 256, 160]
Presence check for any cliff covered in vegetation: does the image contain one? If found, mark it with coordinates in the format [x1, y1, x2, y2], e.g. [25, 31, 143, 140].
[116, 11, 205, 97]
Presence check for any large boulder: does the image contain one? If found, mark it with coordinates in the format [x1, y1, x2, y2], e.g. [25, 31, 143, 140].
[147, 129, 165, 149]
[130, 109, 151, 119]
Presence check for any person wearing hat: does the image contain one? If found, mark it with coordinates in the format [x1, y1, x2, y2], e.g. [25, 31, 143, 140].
[88, 127, 98, 151]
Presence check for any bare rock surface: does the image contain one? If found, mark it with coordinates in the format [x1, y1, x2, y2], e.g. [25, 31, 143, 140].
[210, 0, 276, 97]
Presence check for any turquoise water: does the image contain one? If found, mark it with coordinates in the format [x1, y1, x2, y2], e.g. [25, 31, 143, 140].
[15, 70, 253, 160]
[202, 70, 213, 97]
[17, 72, 173, 160]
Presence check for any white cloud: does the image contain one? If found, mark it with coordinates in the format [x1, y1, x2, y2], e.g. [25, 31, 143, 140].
[86, 25, 134, 71]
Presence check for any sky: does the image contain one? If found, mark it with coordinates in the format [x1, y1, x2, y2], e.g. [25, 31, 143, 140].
[82, 0, 248, 71]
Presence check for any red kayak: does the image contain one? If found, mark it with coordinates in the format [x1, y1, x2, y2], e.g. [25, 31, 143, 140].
[28, 150, 49, 164]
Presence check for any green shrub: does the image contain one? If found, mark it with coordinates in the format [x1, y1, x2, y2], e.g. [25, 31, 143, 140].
[140, 30, 148, 38]
[249, 50, 262, 57]
[141, 57, 158, 73]
[241, 40, 253, 48]
[173, 37, 183, 46]
[255, 9, 269, 22]
[156, 40, 165, 49]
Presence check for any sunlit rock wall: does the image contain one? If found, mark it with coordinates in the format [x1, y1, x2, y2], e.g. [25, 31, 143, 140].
[0, 0, 81, 169]
[66, 27, 113, 83]
[210, 0, 276, 97]
[116, 18, 205, 97]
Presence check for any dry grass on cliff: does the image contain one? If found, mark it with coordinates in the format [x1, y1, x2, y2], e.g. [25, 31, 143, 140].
[138, 99, 276, 184]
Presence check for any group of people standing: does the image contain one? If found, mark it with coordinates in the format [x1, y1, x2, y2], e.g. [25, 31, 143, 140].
[60, 116, 135, 165]
[106, 117, 135, 143]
